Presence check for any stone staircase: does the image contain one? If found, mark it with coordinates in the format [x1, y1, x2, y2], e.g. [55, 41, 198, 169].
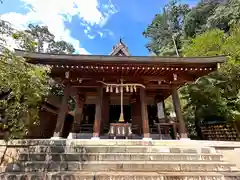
[0, 139, 240, 180]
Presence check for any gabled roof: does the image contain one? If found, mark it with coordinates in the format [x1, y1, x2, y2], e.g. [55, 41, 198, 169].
[109, 39, 131, 56]
[15, 49, 225, 65]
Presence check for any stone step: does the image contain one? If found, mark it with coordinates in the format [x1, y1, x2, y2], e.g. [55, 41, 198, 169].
[1, 139, 212, 147]
[18, 153, 223, 162]
[2, 172, 240, 180]
[16, 145, 214, 154]
[4, 161, 237, 172]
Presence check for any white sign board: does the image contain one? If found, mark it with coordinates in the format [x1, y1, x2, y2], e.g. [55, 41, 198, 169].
[157, 102, 165, 119]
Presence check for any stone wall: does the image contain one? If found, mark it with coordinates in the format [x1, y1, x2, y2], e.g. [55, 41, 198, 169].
[190, 140, 240, 169]
[0, 143, 26, 172]
[217, 148, 240, 169]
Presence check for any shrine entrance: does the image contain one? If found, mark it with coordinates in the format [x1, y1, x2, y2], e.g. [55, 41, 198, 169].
[109, 105, 132, 123]
[78, 103, 132, 136]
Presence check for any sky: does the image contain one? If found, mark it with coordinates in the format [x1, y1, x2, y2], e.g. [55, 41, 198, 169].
[0, 0, 199, 56]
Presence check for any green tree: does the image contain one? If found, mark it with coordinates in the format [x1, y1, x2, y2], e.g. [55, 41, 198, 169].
[0, 50, 51, 140]
[11, 23, 76, 103]
[143, 0, 190, 56]
[183, 0, 240, 37]
[47, 40, 75, 54]
[0, 20, 13, 37]
[183, 29, 225, 56]
[0, 48, 51, 165]
[183, 0, 221, 37]
[183, 26, 240, 59]
[22, 24, 75, 54]
[0, 20, 14, 49]
[0, 20, 52, 140]
[12, 31, 38, 52]
[22, 24, 76, 108]
[25, 24, 55, 52]
[182, 26, 240, 138]
[207, 0, 240, 32]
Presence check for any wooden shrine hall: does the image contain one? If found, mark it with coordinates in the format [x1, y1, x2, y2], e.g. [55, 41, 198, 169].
[15, 40, 225, 140]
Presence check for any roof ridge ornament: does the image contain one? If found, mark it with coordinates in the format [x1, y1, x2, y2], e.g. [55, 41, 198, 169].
[120, 37, 124, 45]
[109, 37, 131, 56]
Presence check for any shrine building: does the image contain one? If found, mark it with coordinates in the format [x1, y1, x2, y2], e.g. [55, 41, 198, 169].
[15, 40, 225, 140]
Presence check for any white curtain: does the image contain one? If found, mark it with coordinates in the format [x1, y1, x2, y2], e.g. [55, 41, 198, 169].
[157, 102, 165, 119]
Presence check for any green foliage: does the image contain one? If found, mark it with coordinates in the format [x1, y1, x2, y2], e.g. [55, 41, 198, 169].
[207, 0, 240, 31]
[183, 25, 240, 59]
[143, 10, 171, 55]
[22, 24, 76, 109]
[47, 40, 75, 54]
[13, 23, 76, 54]
[183, 29, 225, 56]
[0, 20, 13, 36]
[0, 18, 77, 140]
[0, 20, 14, 48]
[12, 23, 76, 101]
[0, 20, 77, 140]
[181, 26, 240, 137]
[183, 0, 240, 37]
[143, 0, 190, 56]
[0, 49, 51, 140]
[25, 24, 55, 52]
[145, 0, 240, 56]
[12, 31, 38, 52]
[182, 26, 240, 125]
[183, 0, 220, 37]
[222, 25, 240, 60]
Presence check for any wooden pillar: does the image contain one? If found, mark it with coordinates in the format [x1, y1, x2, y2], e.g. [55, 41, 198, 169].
[53, 85, 70, 138]
[131, 94, 142, 135]
[68, 93, 85, 139]
[172, 86, 188, 138]
[93, 86, 103, 138]
[172, 123, 177, 139]
[101, 92, 109, 135]
[140, 87, 150, 138]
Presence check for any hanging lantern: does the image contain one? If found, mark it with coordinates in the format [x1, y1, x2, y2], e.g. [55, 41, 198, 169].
[116, 86, 119, 93]
[130, 86, 133, 93]
[106, 86, 109, 92]
[133, 86, 137, 92]
[126, 85, 129, 92]
[110, 86, 113, 92]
